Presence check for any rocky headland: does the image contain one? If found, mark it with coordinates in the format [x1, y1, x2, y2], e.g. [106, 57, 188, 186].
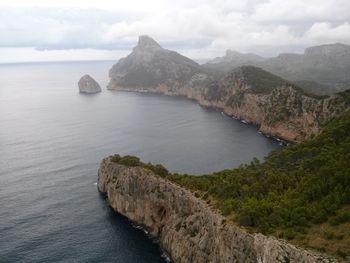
[98, 157, 339, 263]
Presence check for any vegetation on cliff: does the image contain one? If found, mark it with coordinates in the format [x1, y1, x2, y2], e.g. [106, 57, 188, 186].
[169, 110, 350, 258]
[111, 110, 350, 258]
[111, 154, 169, 177]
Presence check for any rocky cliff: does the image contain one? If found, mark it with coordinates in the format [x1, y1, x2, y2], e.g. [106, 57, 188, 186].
[108, 35, 202, 89]
[98, 157, 338, 263]
[78, 74, 101, 94]
[108, 37, 350, 141]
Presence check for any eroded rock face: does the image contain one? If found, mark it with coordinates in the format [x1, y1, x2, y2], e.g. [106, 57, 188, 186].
[108, 35, 202, 89]
[78, 74, 101, 94]
[98, 157, 338, 263]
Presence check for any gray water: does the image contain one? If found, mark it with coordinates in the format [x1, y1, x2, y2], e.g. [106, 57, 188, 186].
[0, 61, 280, 262]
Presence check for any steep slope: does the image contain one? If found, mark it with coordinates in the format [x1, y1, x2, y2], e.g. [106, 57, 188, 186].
[168, 110, 350, 260]
[108, 35, 204, 89]
[260, 43, 350, 88]
[98, 156, 338, 263]
[200, 66, 349, 141]
[98, 111, 350, 261]
[107, 37, 350, 141]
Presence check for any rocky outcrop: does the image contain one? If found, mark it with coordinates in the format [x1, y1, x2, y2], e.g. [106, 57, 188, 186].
[98, 157, 338, 263]
[108, 40, 350, 141]
[108, 35, 202, 89]
[78, 74, 101, 94]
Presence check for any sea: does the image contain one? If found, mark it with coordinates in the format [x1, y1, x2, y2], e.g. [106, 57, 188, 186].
[0, 61, 281, 262]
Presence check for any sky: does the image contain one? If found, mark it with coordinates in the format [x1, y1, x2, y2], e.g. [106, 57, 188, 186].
[0, 0, 349, 63]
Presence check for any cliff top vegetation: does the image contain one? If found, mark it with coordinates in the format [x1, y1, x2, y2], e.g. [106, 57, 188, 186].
[110, 109, 350, 259]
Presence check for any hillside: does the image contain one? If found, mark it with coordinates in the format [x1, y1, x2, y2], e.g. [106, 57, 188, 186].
[261, 43, 350, 87]
[107, 109, 350, 260]
[204, 43, 350, 95]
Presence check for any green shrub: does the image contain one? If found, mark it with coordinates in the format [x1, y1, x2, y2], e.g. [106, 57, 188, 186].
[323, 231, 334, 240]
[329, 211, 350, 226]
[168, 110, 350, 232]
[283, 229, 296, 240]
[111, 154, 141, 166]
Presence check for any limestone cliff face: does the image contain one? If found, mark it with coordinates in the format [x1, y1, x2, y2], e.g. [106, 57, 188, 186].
[108, 35, 202, 89]
[98, 157, 338, 263]
[108, 71, 349, 141]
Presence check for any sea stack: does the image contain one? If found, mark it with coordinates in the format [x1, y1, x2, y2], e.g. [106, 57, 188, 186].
[78, 74, 102, 94]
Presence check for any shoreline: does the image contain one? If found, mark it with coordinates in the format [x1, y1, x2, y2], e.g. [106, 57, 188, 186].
[98, 158, 338, 263]
[107, 87, 292, 145]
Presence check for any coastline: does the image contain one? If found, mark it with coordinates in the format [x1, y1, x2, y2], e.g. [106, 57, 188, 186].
[98, 157, 338, 263]
[107, 87, 291, 145]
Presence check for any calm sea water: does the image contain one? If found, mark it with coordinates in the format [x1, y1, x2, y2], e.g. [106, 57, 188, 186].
[0, 61, 280, 262]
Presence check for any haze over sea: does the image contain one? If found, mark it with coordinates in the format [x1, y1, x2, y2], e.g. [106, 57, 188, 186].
[0, 61, 280, 262]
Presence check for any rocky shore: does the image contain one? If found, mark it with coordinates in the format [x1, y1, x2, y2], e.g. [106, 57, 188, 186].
[98, 157, 338, 263]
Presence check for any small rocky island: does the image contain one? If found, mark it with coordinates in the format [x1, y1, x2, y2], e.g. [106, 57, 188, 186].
[78, 74, 101, 94]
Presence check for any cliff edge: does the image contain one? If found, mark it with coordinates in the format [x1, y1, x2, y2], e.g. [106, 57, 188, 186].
[98, 157, 337, 263]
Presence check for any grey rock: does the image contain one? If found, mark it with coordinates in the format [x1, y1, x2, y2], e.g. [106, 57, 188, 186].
[78, 74, 101, 94]
[98, 158, 339, 263]
[260, 43, 350, 87]
[108, 35, 203, 89]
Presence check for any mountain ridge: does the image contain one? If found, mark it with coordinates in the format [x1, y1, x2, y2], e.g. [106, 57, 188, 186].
[205, 43, 350, 94]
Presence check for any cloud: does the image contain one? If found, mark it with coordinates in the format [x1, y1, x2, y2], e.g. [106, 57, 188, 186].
[253, 0, 350, 22]
[0, 0, 349, 59]
[305, 22, 350, 44]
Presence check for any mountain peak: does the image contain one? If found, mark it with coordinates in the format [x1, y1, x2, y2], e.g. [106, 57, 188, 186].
[137, 35, 162, 50]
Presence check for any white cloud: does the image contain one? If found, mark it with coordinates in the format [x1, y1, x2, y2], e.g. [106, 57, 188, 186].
[0, 0, 349, 62]
[253, 0, 350, 22]
[305, 22, 350, 44]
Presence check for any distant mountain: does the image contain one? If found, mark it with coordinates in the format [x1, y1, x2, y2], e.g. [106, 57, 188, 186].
[207, 50, 265, 66]
[261, 43, 350, 87]
[107, 37, 349, 141]
[204, 43, 350, 95]
[108, 35, 203, 89]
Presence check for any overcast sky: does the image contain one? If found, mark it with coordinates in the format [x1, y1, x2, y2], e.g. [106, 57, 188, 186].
[0, 0, 349, 62]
